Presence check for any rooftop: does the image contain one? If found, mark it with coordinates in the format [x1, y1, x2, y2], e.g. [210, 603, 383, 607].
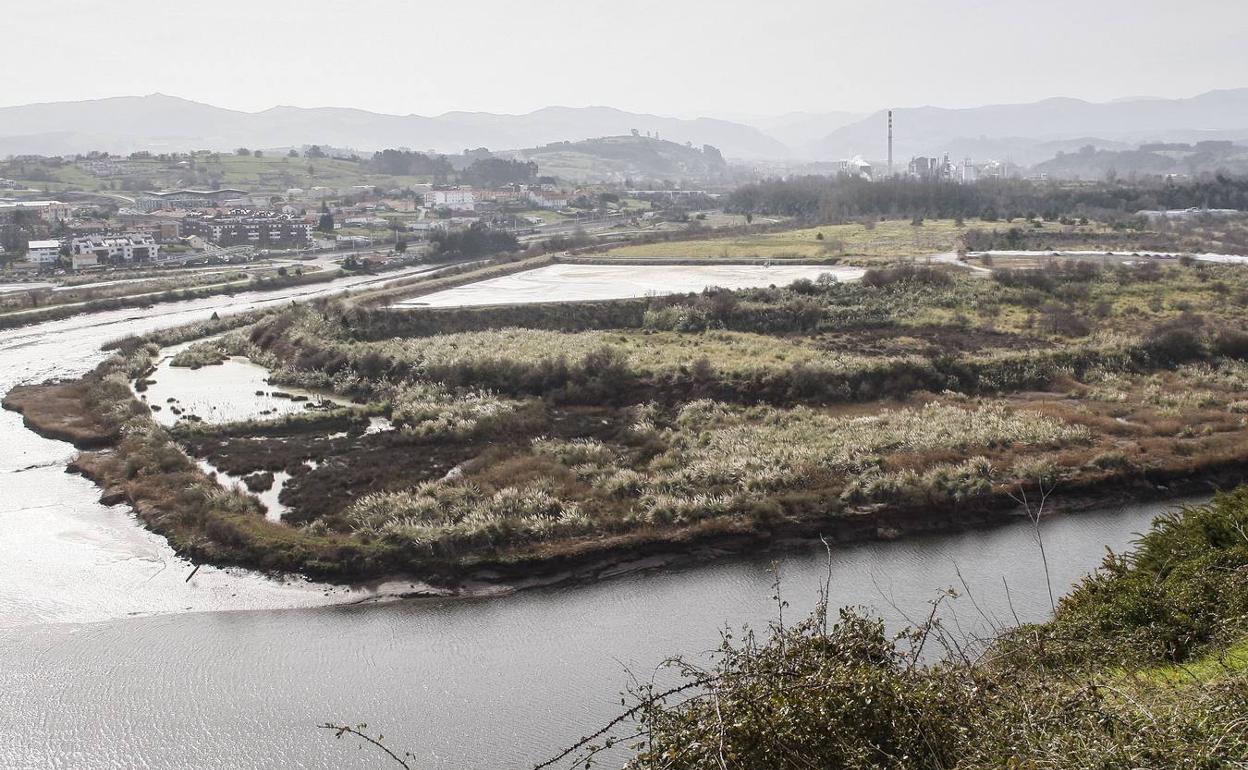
[143, 189, 248, 198]
[0, 200, 67, 208]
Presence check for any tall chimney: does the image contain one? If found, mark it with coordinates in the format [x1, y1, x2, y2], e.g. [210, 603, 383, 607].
[887, 110, 893, 177]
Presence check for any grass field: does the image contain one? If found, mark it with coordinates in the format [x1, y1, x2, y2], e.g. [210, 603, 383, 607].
[603, 219, 975, 260]
[603, 219, 1125, 262]
[205, 155, 430, 193]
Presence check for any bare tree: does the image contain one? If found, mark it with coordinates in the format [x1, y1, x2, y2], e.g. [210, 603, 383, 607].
[1006, 466, 1058, 615]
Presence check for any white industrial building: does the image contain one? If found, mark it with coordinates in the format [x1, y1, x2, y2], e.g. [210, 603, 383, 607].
[25, 239, 61, 265]
[835, 156, 874, 180]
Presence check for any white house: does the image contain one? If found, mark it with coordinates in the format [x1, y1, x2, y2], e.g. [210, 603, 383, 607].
[71, 252, 99, 270]
[25, 239, 61, 265]
[527, 190, 570, 209]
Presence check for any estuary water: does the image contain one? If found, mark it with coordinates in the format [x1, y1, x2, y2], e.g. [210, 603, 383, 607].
[0, 263, 1184, 769]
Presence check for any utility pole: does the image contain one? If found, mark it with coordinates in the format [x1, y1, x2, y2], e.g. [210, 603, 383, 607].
[887, 110, 894, 178]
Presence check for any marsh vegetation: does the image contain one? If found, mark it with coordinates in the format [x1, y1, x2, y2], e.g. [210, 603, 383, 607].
[15, 248, 1247, 584]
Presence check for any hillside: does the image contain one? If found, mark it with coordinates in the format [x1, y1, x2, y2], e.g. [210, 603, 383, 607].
[500, 135, 730, 183]
[0, 95, 787, 160]
[813, 88, 1248, 163]
[1032, 141, 1248, 180]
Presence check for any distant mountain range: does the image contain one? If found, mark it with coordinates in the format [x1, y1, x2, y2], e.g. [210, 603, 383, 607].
[0, 94, 786, 160]
[814, 89, 1248, 165]
[1, 90, 1247, 166]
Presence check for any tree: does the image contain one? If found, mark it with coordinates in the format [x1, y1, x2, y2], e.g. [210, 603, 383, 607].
[235, 148, 251, 156]
[369, 149, 454, 178]
[1006, 461, 1059, 614]
[428, 222, 518, 261]
[317, 202, 335, 234]
[288, 148, 300, 158]
[394, 238, 407, 254]
[307, 145, 327, 159]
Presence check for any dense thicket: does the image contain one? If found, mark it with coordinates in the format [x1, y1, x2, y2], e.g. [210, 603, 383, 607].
[428, 222, 519, 261]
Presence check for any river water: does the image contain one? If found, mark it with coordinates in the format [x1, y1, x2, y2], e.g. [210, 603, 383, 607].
[0, 266, 1184, 769]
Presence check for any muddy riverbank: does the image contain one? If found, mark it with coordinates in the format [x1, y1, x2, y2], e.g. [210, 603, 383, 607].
[9, 373, 1245, 598]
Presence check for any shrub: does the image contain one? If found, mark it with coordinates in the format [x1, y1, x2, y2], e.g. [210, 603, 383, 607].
[862, 263, 951, 288]
[1212, 329, 1248, 360]
[1143, 315, 1207, 365]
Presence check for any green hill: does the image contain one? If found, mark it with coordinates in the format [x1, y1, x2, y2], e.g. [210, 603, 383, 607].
[501, 135, 729, 183]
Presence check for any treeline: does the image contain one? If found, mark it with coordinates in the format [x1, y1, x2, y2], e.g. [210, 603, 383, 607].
[725, 175, 1248, 223]
[369, 150, 538, 187]
[961, 226, 1186, 253]
[459, 157, 537, 187]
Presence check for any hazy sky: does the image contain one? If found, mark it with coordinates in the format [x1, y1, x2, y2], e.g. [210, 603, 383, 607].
[8, 0, 1247, 117]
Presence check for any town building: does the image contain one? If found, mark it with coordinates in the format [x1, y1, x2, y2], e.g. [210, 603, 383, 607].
[130, 220, 182, 243]
[0, 200, 73, 223]
[424, 188, 477, 211]
[180, 210, 311, 248]
[135, 189, 249, 212]
[115, 209, 183, 242]
[25, 239, 61, 266]
[71, 252, 99, 270]
[70, 234, 160, 265]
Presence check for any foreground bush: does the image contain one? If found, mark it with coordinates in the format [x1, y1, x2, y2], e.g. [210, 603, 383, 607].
[549, 492, 1248, 769]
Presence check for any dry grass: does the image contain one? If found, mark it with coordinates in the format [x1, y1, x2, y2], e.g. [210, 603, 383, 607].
[603, 219, 977, 261]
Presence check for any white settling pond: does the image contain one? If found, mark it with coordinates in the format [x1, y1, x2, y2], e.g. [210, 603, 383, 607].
[398, 263, 865, 307]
